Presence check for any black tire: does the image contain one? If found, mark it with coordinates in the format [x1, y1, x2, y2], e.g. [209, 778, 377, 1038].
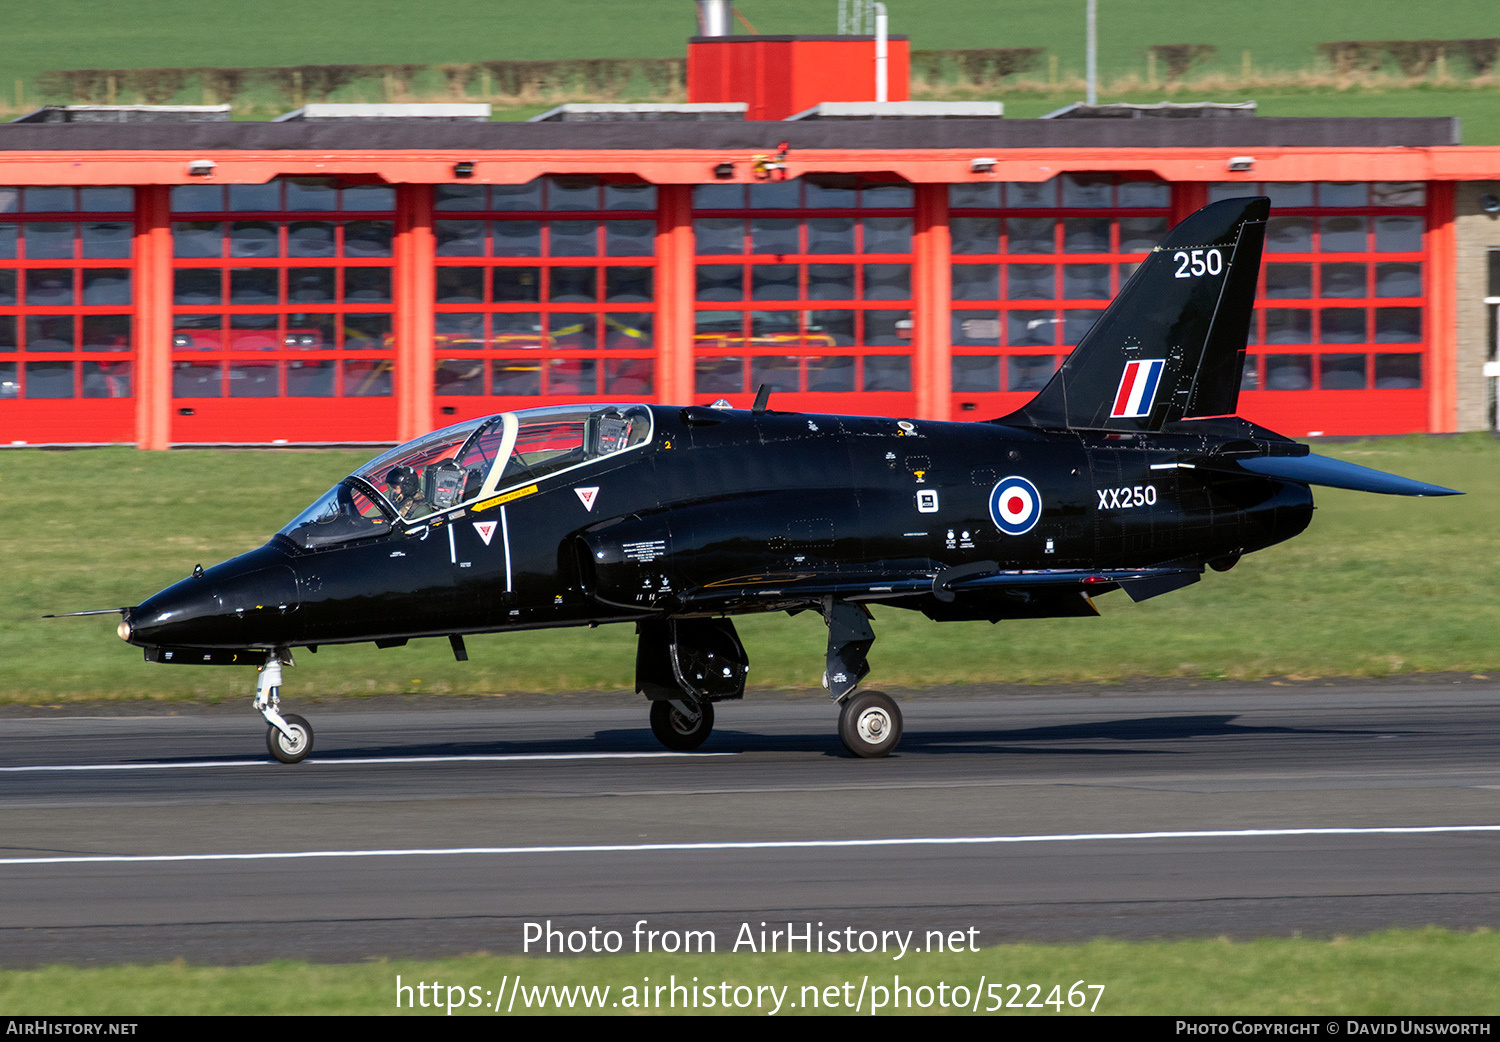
[267, 713, 314, 764]
[838, 691, 902, 758]
[649, 699, 714, 751]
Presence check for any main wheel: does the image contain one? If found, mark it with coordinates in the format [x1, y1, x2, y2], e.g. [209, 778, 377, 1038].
[649, 699, 714, 751]
[838, 691, 902, 758]
[267, 713, 314, 764]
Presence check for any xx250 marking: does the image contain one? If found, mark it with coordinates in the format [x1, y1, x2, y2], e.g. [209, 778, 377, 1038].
[1098, 485, 1158, 510]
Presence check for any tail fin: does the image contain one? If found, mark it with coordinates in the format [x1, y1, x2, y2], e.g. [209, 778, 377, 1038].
[1003, 196, 1268, 432]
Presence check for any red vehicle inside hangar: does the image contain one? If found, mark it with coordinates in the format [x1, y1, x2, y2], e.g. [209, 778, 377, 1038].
[0, 105, 1493, 448]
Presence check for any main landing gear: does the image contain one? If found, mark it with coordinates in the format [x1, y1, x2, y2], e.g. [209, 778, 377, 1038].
[254, 654, 315, 764]
[824, 599, 903, 758]
[636, 618, 747, 752]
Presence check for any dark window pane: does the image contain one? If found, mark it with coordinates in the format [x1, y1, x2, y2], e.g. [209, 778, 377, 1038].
[1265, 216, 1312, 253]
[435, 185, 487, 211]
[1008, 311, 1056, 346]
[546, 178, 599, 211]
[171, 314, 221, 352]
[491, 312, 544, 350]
[807, 217, 855, 254]
[288, 268, 335, 304]
[1063, 217, 1110, 253]
[549, 220, 598, 257]
[951, 217, 999, 255]
[606, 266, 653, 303]
[1264, 182, 1314, 207]
[1375, 308, 1422, 342]
[1006, 180, 1056, 208]
[1374, 353, 1422, 388]
[1008, 355, 1055, 391]
[171, 185, 222, 211]
[949, 183, 1001, 209]
[805, 183, 857, 209]
[862, 185, 912, 209]
[436, 267, 485, 303]
[864, 310, 911, 346]
[604, 312, 652, 350]
[1373, 182, 1425, 207]
[1008, 264, 1054, 300]
[284, 179, 338, 211]
[26, 315, 73, 351]
[79, 187, 133, 212]
[343, 314, 392, 350]
[696, 357, 743, 393]
[287, 359, 334, 397]
[0, 224, 15, 259]
[1061, 174, 1112, 208]
[493, 266, 540, 302]
[952, 355, 1000, 392]
[287, 221, 336, 258]
[696, 264, 743, 301]
[752, 263, 798, 300]
[26, 223, 73, 259]
[0, 317, 13, 353]
[695, 218, 743, 255]
[692, 184, 744, 210]
[285, 314, 334, 350]
[0, 270, 14, 305]
[750, 355, 800, 393]
[1118, 216, 1166, 253]
[228, 183, 279, 211]
[1320, 308, 1366, 343]
[228, 221, 278, 258]
[435, 220, 485, 256]
[25, 361, 73, 397]
[1063, 309, 1101, 345]
[863, 264, 910, 300]
[751, 218, 798, 254]
[173, 362, 221, 397]
[435, 358, 484, 395]
[82, 360, 131, 397]
[0, 361, 14, 395]
[1240, 355, 1259, 390]
[1264, 309, 1312, 344]
[1319, 263, 1365, 298]
[1265, 354, 1312, 389]
[604, 183, 656, 211]
[1375, 215, 1423, 252]
[550, 314, 596, 351]
[344, 221, 393, 257]
[806, 356, 853, 392]
[549, 267, 597, 303]
[83, 269, 130, 305]
[1063, 264, 1110, 299]
[695, 310, 743, 349]
[808, 263, 855, 300]
[952, 310, 1000, 346]
[493, 181, 544, 210]
[344, 267, 391, 303]
[1318, 182, 1367, 207]
[1119, 180, 1169, 207]
[229, 360, 279, 397]
[951, 264, 999, 301]
[342, 186, 394, 211]
[1265, 263, 1313, 299]
[23, 187, 74, 212]
[1319, 216, 1367, 252]
[748, 181, 800, 209]
[806, 310, 855, 347]
[229, 313, 280, 352]
[230, 268, 279, 305]
[862, 216, 911, 253]
[492, 358, 542, 396]
[81, 221, 131, 259]
[435, 314, 485, 349]
[492, 220, 541, 257]
[1375, 262, 1421, 298]
[343, 359, 393, 396]
[174, 269, 222, 305]
[1005, 217, 1054, 254]
[863, 356, 910, 391]
[605, 220, 655, 257]
[26, 270, 72, 306]
[1320, 353, 1367, 389]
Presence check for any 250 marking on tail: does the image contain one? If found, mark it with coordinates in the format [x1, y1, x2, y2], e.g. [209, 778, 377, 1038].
[1174, 248, 1223, 278]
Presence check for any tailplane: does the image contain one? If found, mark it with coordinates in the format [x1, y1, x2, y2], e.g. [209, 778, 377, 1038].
[1003, 196, 1268, 432]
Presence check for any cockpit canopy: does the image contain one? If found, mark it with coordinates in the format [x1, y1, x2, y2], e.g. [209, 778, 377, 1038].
[277, 404, 652, 549]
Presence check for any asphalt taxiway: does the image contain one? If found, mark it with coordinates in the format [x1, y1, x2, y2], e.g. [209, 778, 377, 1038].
[2, 680, 1498, 966]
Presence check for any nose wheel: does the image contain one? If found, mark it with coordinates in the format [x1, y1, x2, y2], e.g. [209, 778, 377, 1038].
[267, 713, 314, 764]
[838, 690, 902, 758]
[649, 699, 714, 751]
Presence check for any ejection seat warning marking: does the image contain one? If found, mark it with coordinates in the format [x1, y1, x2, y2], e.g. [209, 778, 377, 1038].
[473, 521, 497, 546]
[623, 540, 666, 563]
[575, 486, 599, 512]
[473, 485, 538, 512]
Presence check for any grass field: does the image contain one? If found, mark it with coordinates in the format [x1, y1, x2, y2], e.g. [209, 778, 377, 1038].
[4, 928, 1497, 1014]
[1, 434, 1493, 705]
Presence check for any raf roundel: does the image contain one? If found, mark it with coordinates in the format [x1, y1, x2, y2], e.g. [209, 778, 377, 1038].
[989, 476, 1042, 536]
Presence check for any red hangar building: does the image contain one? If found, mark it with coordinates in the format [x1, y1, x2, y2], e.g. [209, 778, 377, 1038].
[1, 93, 1498, 448]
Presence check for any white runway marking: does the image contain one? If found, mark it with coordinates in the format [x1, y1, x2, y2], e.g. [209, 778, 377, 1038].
[0, 751, 735, 773]
[2, 825, 1497, 867]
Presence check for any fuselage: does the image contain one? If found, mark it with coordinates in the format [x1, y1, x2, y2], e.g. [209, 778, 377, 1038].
[124, 404, 1313, 653]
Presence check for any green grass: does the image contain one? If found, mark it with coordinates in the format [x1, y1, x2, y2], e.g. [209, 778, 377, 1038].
[1, 434, 1493, 705]
[4, 928, 1498, 1014]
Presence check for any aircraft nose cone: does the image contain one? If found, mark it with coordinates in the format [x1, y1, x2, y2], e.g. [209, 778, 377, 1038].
[129, 546, 299, 648]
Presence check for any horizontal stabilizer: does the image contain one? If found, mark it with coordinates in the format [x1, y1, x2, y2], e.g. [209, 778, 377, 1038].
[1237, 454, 1461, 497]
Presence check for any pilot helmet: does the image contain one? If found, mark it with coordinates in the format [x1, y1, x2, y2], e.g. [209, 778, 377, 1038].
[385, 465, 420, 499]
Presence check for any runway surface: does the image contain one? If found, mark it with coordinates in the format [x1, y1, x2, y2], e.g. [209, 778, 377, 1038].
[2, 680, 1499, 967]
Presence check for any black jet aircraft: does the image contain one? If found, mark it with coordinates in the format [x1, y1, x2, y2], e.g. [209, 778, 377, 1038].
[74, 197, 1460, 761]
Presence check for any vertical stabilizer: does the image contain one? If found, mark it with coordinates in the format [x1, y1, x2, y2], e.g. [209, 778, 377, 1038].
[1003, 196, 1268, 431]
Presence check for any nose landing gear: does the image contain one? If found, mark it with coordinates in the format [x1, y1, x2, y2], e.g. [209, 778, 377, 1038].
[254, 654, 314, 764]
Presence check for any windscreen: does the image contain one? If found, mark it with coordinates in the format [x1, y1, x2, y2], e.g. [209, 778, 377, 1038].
[352, 417, 505, 521]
